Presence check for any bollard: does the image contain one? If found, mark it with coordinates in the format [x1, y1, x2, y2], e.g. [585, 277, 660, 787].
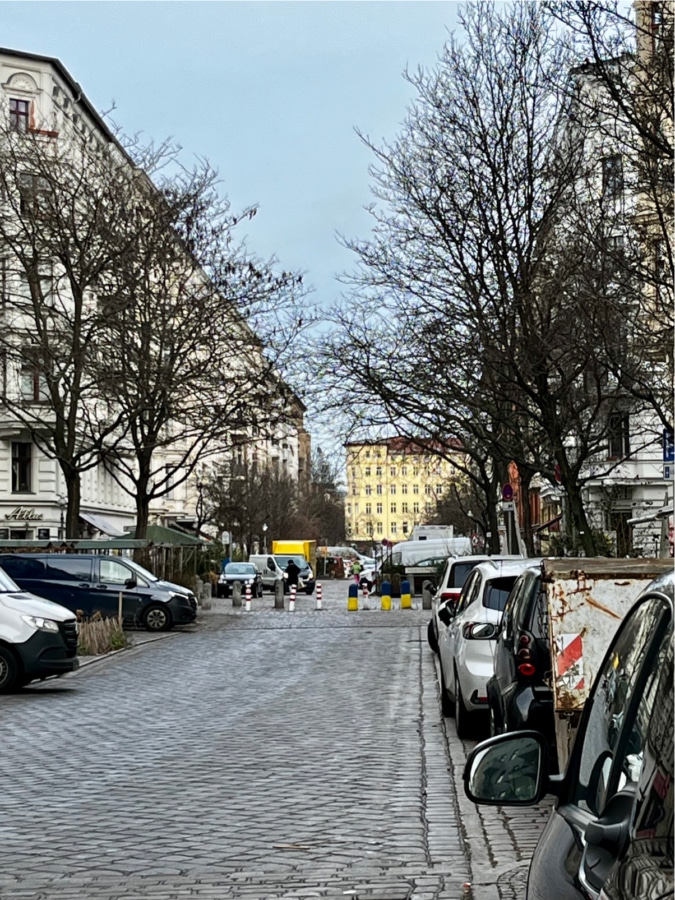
[232, 580, 242, 608]
[289, 584, 297, 612]
[316, 582, 323, 610]
[422, 579, 433, 611]
[381, 579, 392, 611]
[401, 579, 412, 610]
[361, 581, 369, 603]
[347, 582, 359, 611]
[245, 581, 252, 612]
[274, 578, 285, 610]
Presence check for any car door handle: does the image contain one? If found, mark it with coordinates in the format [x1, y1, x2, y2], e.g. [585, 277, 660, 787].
[92, 584, 108, 590]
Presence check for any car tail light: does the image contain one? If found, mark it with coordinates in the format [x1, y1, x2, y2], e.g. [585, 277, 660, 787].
[517, 633, 536, 676]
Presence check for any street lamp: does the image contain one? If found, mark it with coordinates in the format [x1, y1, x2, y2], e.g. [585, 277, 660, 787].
[262, 523, 268, 554]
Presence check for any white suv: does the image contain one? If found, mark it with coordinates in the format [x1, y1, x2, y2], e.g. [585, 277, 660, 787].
[437, 558, 535, 738]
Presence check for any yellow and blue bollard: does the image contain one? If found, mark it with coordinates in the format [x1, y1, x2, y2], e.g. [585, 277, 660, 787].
[347, 582, 359, 611]
[400, 579, 412, 609]
[381, 579, 392, 611]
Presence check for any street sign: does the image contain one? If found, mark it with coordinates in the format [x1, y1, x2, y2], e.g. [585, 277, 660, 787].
[664, 429, 674, 463]
[665, 464, 673, 480]
[502, 484, 514, 501]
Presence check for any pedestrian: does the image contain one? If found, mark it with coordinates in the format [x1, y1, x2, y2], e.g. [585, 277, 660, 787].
[285, 558, 301, 589]
[351, 558, 362, 585]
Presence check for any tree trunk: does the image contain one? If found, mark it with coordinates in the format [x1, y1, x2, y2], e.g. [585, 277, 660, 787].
[565, 483, 597, 557]
[519, 475, 536, 557]
[62, 468, 81, 540]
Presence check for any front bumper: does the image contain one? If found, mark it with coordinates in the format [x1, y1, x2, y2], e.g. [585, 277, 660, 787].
[19, 628, 80, 680]
[167, 594, 197, 624]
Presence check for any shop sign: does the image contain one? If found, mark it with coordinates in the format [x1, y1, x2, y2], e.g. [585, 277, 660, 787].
[4, 506, 44, 521]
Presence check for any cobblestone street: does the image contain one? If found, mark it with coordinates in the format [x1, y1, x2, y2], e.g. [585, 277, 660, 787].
[0, 582, 551, 900]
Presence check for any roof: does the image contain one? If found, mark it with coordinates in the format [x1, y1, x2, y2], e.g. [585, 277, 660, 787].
[344, 436, 463, 454]
[124, 525, 207, 546]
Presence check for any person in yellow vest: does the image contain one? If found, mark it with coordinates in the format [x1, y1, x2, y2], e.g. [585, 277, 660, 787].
[351, 559, 362, 585]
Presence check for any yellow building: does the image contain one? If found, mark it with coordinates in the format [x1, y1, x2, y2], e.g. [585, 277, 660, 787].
[344, 438, 463, 544]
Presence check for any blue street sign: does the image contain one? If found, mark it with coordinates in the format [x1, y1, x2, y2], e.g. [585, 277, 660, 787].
[664, 430, 674, 463]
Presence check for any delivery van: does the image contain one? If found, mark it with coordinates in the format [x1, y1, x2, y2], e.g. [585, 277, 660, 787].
[0, 562, 79, 692]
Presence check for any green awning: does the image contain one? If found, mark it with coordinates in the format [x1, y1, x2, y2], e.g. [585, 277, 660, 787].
[125, 525, 207, 546]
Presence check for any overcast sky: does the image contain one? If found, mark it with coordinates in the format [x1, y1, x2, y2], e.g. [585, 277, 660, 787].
[2, 1, 462, 454]
[3, 1, 460, 302]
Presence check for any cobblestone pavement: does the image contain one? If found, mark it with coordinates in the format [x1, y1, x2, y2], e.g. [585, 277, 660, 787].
[0, 581, 550, 900]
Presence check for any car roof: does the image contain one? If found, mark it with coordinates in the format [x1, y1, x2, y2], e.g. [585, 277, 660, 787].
[470, 558, 541, 581]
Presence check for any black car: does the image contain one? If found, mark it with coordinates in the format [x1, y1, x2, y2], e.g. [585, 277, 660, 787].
[486, 564, 556, 756]
[217, 563, 263, 598]
[464, 570, 674, 900]
[0, 553, 197, 631]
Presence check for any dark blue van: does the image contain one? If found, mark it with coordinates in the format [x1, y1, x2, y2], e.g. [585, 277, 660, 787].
[0, 554, 197, 631]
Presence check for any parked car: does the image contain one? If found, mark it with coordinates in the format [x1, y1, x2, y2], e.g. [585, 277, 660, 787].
[0, 553, 197, 632]
[0, 563, 79, 692]
[217, 562, 263, 598]
[486, 563, 556, 753]
[464, 569, 674, 900]
[248, 554, 315, 594]
[427, 554, 523, 654]
[437, 558, 534, 738]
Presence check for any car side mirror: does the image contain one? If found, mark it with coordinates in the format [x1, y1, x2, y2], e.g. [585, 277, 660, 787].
[438, 603, 454, 626]
[124, 577, 137, 589]
[464, 732, 548, 806]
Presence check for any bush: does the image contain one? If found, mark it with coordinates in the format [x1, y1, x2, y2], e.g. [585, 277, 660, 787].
[77, 613, 132, 656]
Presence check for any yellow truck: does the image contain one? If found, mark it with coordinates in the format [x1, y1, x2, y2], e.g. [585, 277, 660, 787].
[271, 540, 317, 571]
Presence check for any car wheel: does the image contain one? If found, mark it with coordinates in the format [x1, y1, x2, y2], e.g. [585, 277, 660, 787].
[455, 670, 475, 739]
[257, 583, 264, 598]
[427, 618, 439, 654]
[0, 645, 19, 693]
[143, 605, 172, 632]
[440, 665, 455, 717]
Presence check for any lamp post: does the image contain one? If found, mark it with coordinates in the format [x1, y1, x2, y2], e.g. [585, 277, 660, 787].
[262, 523, 268, 554]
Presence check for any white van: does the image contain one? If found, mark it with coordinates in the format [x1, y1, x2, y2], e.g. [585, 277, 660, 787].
[389, 537, 471, 567]
[0, 563, 79, 692]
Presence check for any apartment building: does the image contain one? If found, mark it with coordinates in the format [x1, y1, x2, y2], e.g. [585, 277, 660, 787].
[0, 48, 307, 542]
[344, 437, 463, 545]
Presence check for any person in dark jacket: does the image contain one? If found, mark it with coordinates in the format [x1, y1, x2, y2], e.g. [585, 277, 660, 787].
[285, 558, 301, 588]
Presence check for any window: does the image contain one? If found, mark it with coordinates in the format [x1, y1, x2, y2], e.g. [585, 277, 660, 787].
[19, 174, 52, 218]
[390, 484, 396, 495]
[425, 484, 432, 495]
[9, 98, 30, 132]
[365, 485, 372, 496]
[365, 503, 372, 515]
[18, 265, 54, 307]
[401, 466, 407, 476]
[425, 502, 433, 513]
[413, 502, 420, 514]
[351, 467, 356, 478]
[354, 503, 359, 515]
[100, 559, 135, 585]
[365, 466, 371, 477]
[376, 484, 383, 495]
[365, 450, 370, 458]
[390, 466, 396, 477]
[45, 557, 92, 582]
[436, 485, 443, 495]
[376, 466, 382, 476]
[347, 503, 352, 515]
[401, 484, 408, 495]
[20, 365, 48, 402]
[376, 502, 383, 514]
[413, 467, 419, 476]
[602, 154, 623, 199]
[608, 412, 630, 459]
[413, 484, 419, 495]
[352, 486, 358, 495]
[11, 442, 32, 492]
[402, 502, 409, 513]
[376, 522, 383, 534]
[390, 503, 397, 514]
[391, 523, 397, 534]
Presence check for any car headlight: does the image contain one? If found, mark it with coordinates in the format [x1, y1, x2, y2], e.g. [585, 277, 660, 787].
[21, 615, 59, 633]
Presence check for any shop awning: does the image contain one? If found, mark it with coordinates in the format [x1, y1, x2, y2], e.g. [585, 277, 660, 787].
[125, 524, 207, 546]
[79, 512, 126, 537]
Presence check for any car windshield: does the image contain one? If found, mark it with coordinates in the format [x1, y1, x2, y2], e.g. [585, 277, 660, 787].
[276, 556, 306, 568]
[226, 564, 256, 575]
[483, 576, 519, 611]
[0, 566, 21, 593]
[122, 557, 159, 583]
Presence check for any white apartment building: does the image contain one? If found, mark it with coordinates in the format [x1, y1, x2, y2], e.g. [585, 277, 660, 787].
[0, 48, 308, 542]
